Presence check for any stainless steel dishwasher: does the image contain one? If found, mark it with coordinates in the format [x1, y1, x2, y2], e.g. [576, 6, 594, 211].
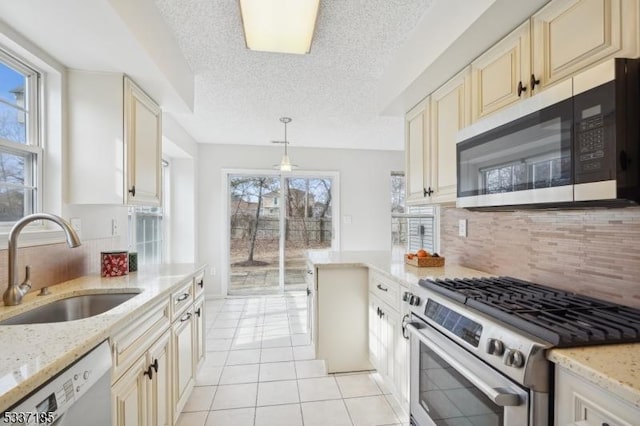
[3, 340, 112, 425]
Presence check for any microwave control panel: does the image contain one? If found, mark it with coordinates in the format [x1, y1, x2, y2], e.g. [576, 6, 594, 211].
[576, 115, 606, 172]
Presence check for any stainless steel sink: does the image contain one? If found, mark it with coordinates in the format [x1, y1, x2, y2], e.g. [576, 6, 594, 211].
[0, 292, 140, 325]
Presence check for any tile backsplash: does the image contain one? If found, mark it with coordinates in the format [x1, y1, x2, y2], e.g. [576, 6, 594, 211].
[0, 237, 121, 295]
[441, 207, 640, 308]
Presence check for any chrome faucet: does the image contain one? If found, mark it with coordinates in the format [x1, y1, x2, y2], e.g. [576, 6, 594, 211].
[3, 213, 81, 306]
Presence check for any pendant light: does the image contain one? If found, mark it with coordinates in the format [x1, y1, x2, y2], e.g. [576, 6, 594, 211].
[272, 117, 297, 172]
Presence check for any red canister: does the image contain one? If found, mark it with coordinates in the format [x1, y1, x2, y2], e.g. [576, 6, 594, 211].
[101, 251, 129, 277]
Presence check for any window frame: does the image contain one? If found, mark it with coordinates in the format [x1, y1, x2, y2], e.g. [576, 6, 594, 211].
[0, 46, 43, 227]
[390, 171, 440, 253]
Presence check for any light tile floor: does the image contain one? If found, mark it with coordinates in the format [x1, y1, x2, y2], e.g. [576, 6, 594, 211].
[177, 292, 409, 426]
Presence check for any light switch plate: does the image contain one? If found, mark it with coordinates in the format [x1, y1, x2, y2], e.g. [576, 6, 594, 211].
[458, 219, 467, 237]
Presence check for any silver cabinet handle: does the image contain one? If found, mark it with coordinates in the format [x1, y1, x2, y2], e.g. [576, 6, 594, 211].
[406, 323, 521, 407]
[376, 284, 388, 292]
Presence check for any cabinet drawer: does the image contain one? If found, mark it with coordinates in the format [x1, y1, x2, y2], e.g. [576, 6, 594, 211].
[111, 298, 170, 380]
[193, 271, 205, 300]
[171, 280, 194, 321]
[369, 271, 399, 311]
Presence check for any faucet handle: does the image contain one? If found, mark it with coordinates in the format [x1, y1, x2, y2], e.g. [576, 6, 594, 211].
[19, 265, 32, 294]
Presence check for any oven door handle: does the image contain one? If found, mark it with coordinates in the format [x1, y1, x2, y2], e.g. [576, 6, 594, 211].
[406, 322, 521, 407]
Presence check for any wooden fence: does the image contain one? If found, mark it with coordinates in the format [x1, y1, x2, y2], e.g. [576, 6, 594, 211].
[231, 215, 332, 243]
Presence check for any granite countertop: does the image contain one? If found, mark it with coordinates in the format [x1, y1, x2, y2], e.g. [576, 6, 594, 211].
[0, 263, 205, 412]
[306, 249, 493, 285]
[548, 345, 640, 409]
[308, 249, 640, 410]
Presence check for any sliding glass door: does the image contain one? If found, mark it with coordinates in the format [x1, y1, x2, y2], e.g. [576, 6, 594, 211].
[228, 173, 335, 295]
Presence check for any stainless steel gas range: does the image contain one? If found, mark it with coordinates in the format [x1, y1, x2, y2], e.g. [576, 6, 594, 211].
[403, 276, 640, 426]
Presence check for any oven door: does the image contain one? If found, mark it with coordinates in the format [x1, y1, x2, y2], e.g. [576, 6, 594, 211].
[407, 317, 529, 426]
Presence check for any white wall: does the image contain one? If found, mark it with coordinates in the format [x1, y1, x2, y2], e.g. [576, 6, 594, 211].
[168, 158, 196, 262]
[197, 144, 404, 296]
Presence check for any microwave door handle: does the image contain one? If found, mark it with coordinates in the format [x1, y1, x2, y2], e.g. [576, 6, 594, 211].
[406, 323, 521, 407]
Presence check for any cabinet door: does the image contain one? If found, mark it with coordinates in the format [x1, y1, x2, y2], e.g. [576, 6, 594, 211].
[555, 367, 638, 426]
[124, 77, 162, 206]
[193, 297, 206, 371]
[172, 309, 195, 418]
[405, 98, 430, 203]
[112, 356, 147, 426]
[394, 300, 411, 408]
[381, 306, 398, 386]
[368, 297, 382, 372]
[472, 21, 531, 121]
[531, 0, 638, 91]
[430, 67, 471, 204]
[146, 330, 171, 426]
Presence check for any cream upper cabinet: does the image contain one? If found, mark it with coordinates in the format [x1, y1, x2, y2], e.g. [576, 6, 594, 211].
[531, 0, 639, 92]
[405, 97, 430, 204]
[124, 77, 162, 206]
[430, 66, 471, 204]
[471, 21, 531, 121]
[67, 71, 162, 206]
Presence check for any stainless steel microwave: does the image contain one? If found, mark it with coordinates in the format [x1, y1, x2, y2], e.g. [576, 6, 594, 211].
[456, 58, 640, 209]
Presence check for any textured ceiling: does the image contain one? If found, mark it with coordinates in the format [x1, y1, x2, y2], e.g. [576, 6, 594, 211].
[154, 0, 432, 150]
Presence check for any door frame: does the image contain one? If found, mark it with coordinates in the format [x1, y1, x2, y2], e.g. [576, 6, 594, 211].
[221, 169, 340, 296]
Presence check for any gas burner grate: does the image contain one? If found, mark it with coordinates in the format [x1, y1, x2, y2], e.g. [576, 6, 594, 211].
[419, 276, 640, 347]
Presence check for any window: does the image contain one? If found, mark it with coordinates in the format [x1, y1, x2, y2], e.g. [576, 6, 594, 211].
[128, 160, 168, 264]
[391, 172, 438, 253]
[0, 48, 41, 223]
[129, 205, 164, 264]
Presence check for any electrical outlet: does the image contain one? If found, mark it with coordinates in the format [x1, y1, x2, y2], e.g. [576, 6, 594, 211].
[210, 267, 216, 276]
[111, 219, 118, 236]
[458, 219, 467, 237]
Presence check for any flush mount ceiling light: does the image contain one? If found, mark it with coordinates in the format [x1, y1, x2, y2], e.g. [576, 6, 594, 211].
[239, 0, 320, 55]
[272, 117, 297, 172]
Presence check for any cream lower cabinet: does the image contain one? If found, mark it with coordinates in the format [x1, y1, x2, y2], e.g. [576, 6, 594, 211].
[112, 329, 171, 426]
[172, 307, 195, 419]
[368, 295, 397, 380]
[395, 291, 411, 408]
[112, 269, 206, 426]
[555, 366, 640, 425]
[368, 272, 409, 408]
[193, 297, 205, 372]
[531, 0, 638, 93]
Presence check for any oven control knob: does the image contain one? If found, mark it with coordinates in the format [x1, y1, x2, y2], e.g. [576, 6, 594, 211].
[403, 292, 411, 302]
[486, 338, 505, 356]
[504, 349, 525, 368]
[409, 295, 421, 306]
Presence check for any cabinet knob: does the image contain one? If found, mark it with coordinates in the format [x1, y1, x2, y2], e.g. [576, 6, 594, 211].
[128, 185, 136, 197]
[423, 187, 434, 197]
[151, 359, 158, 373]
[517, 81, 527, 97]
[143, 364, 154, 380]
[530, 74, 540, 91]
[195, 308, 202, 317]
